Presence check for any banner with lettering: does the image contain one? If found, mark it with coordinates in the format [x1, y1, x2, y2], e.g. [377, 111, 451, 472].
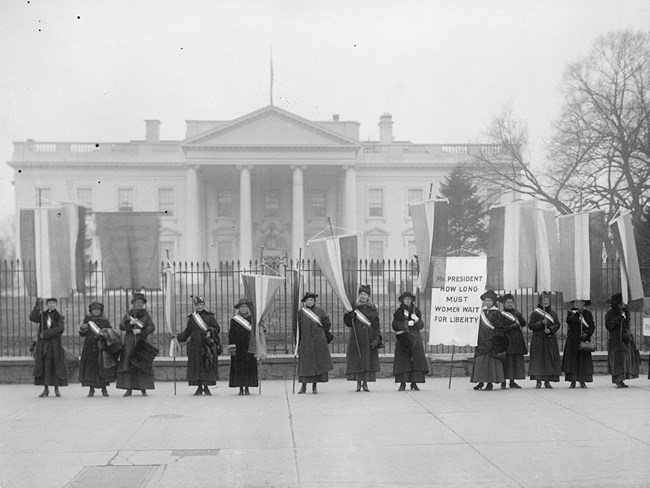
[428, 256, 487, 347]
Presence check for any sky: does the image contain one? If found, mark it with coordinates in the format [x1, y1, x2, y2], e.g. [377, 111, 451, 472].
[1, 0, 649, 222]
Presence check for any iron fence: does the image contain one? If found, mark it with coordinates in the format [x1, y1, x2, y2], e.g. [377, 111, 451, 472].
[0, 258, 647, 357]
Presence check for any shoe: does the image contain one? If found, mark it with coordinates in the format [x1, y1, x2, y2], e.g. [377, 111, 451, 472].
[356, 382, 362, 392]
[410, 383, 420, 391]
[298, 384, 307, 394]
[239, 388, 244, 396]
[194, 387, 203, 396]
[473, 382, 484, 391]
[362, 383, 369, 392]
[501, 382, 507, 389]
[535, 381, 541, 389]
[38, 387, 49, 398]
[123, 389, 132, 397]
[54, 387, 61, 397]
[544, 381, 553, 389]
[312, 384, 318, 394]
[203, 386, 212, 396]
[88, 388, 95, 397]
[244, 387, 250, 395]
[398, 382, 406, 391]
[616, 381, 628, 388]
[580, 382, 587, 389]
[141, 390, 147, 396]
[485, 383, 493, 391]
[569, 382, 576, 389]
[101, 387, 109, 397]
[510, 381, 521, 389]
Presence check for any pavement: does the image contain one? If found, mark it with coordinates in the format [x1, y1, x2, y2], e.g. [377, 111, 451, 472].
[1, 376, 650, 488]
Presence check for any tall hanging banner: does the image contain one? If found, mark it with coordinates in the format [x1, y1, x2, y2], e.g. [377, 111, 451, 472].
[19, 204, 86, 297]
[486, 201, 536, 291]
[95, 212, 160, 290]
[290, 267, 304, 356]
[557, 210, 606, 303]
[307, 234, 358, 312]
[242, 273, 285, 359]
[428, 256, 487, 347]
[409, 199, 449, 290]
[164, 262, 179, 357]
[642, 298, 650, 352]
[534, 205, 561, 292]
[609, 210, 644, 303]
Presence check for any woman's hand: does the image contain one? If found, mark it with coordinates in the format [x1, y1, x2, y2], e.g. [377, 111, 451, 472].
[133, 328, 141, 335]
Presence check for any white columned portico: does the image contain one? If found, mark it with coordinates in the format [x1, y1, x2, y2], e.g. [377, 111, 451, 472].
[291, 165, 305, 259]
[185, 165, 202, 262]
[343, 165, 357, 231]
[239, 165, 253, 265]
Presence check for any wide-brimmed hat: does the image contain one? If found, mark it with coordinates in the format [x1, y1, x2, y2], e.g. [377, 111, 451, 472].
[398, 291, 416, 302]
[607, 293, 623, 306]
[192, 295, 205, 305]
[480, 290, 499, 303]
[358, 284, 372, 296]
[88, 301, 104, 312]
[131, 293, 147, 304]
[301, 292, 318, 302]
[572, 299, 591, 307]
[234, 298, 253, 309]
[499, 293, 515, 303]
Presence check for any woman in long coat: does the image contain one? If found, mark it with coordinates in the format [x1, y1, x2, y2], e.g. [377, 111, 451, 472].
[392, 291, 428, 391]
[117, 293, 156, 396]
[228, 298, 258, 395]
[605, 292, 640, 388]
[79, 301, 115, 397]
[561, 299, 595, 388]
[175, 296, 221, 396]
[29, 297, 67, 397]
[528, 291, 561, 388]
[294, 292, 333, 394]
[499, 294, 527, 389]
[344, 284, 381, 392]
[471, 290, 506, 391]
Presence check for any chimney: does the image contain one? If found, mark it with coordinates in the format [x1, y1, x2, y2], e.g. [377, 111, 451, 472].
[145, 120, 160, 143]
[378, 113, 393, 143]
[332, 114, 340, 121]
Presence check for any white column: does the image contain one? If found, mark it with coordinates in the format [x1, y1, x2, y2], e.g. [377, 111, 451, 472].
[291, 165, 305, 259]
[344, 165, 357, 231]
[185, 165, 202, 263]
[239, 166, 253, 265]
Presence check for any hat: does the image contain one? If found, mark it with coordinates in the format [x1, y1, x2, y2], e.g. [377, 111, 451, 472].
[234, 297, 253, 309]
[398, 291, 416, 302]
[301, 292, 318, 302]
[537, 291, 551, 304]
[480, 290, 499, 303]
[500, 293, 515, 303]
[88, 301, 104, 311]
[572, 299, 591, 307]
[45, 297, 58, 303]
[607, 293, 623, 306]
[358, 284, 372, 296]
[131, 293, 147, 304]
[192, 295, 205, 305]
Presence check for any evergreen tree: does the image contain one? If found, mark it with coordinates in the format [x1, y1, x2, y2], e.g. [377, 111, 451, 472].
[438, 165, 488, 253]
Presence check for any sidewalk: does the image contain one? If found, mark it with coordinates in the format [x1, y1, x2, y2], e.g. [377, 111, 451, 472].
[1, 376, 649, 488]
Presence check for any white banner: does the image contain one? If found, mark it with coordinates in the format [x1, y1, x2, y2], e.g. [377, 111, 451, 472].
[428, 256, 487, 347]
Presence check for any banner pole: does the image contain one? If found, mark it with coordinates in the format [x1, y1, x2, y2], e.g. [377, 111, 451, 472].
[448, 345, 455, 389]
[173, 354, 177, 396]
[258, 358, 262, 395]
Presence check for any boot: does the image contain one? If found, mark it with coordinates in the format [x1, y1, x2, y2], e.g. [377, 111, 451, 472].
[398, 382, 406, 391]
[544, 381, 553, 389]
[141, 389, 147, 396]
[203, 386, 212, 396]
[239, 387, 244, 396]
[298, 383, 307, 394]
[88, 387, 95, 397]
[194, 386, 203, 396]
[244, 387, 250, 395]
[569, 381, 576, 389]
[535, 381, 542, 389]
[38, 386, 49, 398]
[473, 382, 484, 391]
[101, 386, 109, 397]
[123, 389, 132, 397]
[362, 381, 369, 392]
[410, 382, 420, 391]
[485, 382, 493, 391]
[501, 382, 507, 389]
[510, 381, 521, 389]
[580, 382, 587, 389]
[54, 386, 61, 397]
[312, 383, 318, 394]
[356, 381, 362, 392]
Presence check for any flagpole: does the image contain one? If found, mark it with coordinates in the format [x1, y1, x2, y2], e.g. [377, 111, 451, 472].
[166, 250, 177, 397]
[292, 248, 302, 394]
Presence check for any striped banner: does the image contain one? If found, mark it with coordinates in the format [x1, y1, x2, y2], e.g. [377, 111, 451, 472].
[610, 210, 644, 303]
[290, 267, 303, 357]
[307, 234, 358, 312]
[242, 273, 285, 359]
[557, 210, 606, 303]
[19, 205, 86, 297]
[534, 205, 561, 292]
[409, 199, 449, 290]
[486, 201, 536, 290]
[164, 262, 179, 357]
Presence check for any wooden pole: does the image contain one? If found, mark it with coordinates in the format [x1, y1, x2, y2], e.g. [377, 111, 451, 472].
[448, 346, 455, 389]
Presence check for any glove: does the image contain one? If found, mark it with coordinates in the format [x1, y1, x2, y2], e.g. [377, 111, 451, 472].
[407, 320, 415, 327]
[412, 315, 419, 323]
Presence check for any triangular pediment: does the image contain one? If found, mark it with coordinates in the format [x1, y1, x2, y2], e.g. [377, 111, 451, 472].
[183, 105, 359, 147]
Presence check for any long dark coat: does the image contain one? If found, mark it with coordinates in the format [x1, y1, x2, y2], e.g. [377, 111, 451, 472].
[391, 304, 428, 381]
[176, 310, 220, 386]
[295, 306, 333, 382]
[561, 308, 595, 382]
[29, 305, 68, 386]
[605, 306, 640, 382]
[502, 308, 528, 355]
[344, 302, 381, 380]
[528, 305, 561, 380]
[79, 315, 115, 387]
[117, 308, 156, 390]
[228, 315, 258, 387]
[470, 307, 506, 383]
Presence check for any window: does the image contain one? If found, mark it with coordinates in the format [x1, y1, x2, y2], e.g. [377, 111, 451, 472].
[368, 189, 384, 218]
[310, 189, 326, 218]
[264, 188, 280, 218]
[217, 240, 234, 262]
[117, 188, 134, 212]
[158, 188, 174, 216]
[407, 188, 423, 217]
[217, 189, 234, 218]
[77, 188, 93, 209]
[35, 188, 52, 206]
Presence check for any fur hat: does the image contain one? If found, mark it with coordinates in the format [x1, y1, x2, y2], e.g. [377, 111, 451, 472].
[301, 292, 318, 302]
[192, 295, 205, 305]
[131, 293, 147, 304]
[358, 284, 372, 296]
[234, 297, 253, 309]
[607, 293, 623, 306]
[500, 293, 515, 303]
[480, 290, 499, 303]
[398, 291, 416, 302]
[88, 301, 104, 312]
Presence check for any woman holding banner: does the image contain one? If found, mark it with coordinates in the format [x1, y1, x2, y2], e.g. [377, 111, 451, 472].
[392, 291, 428, 391]
[562, 299, 595, 388]
[528, 292, 561, 389]
[344, 285, 382, 392]
[30, 297, 68, 398]
[228, 298, 258, 395]
[499, 294, 527, 389]
[605, 293, 640, 388]
[79, 302, 115, 397]
[175, 296, 221, 396]
[471, 290, 506, 391]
